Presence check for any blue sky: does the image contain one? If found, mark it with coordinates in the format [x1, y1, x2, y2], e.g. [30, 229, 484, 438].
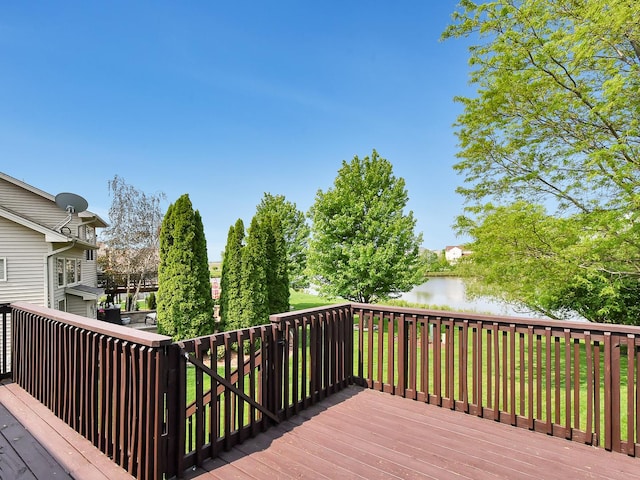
[1, 1, 473, 260]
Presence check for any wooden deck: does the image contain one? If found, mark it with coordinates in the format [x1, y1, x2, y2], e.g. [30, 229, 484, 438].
[1, 381, 640, 479]
[187, 386, 640, 480]
[0, 382, 133, 480]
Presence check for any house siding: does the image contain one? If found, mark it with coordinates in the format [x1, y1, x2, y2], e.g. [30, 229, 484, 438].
[0, 176, 90, 239]
[0, 216, 47, 305]
[0, 173, 105, 318]
[66, 294, 88, 317]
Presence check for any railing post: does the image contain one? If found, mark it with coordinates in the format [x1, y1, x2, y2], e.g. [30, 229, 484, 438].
[269, 317, 285, 419]
[162, 343, 181, 479]
[0, 303, 10, 379]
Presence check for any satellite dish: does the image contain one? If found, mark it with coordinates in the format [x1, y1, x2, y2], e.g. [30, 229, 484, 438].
[55, 192, 88, 214]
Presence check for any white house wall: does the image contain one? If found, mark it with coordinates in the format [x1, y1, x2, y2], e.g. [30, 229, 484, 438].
[0, 176, 87, 236]
[0, 216, 47, 305]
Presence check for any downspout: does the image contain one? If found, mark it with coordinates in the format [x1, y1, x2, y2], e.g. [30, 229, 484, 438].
[44, 240, 77, 309]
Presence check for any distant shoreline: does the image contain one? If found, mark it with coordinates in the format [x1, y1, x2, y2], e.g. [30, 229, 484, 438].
[424, 271, 458, 277]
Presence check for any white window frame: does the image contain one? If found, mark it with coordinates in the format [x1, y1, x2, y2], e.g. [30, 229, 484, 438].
[57, 256, 82, 287]
[66, 258, 77, 286]
[0, 257, 6, 281]
[57, 258, 65, 287]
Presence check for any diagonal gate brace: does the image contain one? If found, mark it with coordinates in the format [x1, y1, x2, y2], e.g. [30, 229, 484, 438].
[182, 350, 280, 424]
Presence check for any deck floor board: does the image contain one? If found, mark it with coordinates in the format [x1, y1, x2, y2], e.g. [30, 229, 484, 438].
[0, 382, 133, 480]
[1, 381, 640, 479]
[0, 402, 70, 479]
[187, 386, 640, 480]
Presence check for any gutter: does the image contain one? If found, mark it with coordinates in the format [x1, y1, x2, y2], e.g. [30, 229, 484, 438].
[44, 240, 77, 309]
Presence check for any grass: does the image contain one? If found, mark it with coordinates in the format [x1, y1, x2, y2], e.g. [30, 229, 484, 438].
[357, 324, 633, 443]
[289, 290, 340, 310]
[184, 294, 636, 450]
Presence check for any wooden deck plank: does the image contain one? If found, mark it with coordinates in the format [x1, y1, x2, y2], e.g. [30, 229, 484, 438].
[0, 403, 70, 479]
[190, 386, 640, 480]
[348, 388, 640, 479]
[329, 390, 598, 478]
[0, 382, 133, 480]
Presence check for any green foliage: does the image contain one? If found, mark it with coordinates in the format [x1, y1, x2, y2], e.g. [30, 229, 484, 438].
[220, 211, 290, 331]
[209, 262, 222, 278]
[422, 249, 453, 273]
[146, 292, 156, 310]
[460, 203, 640, 324]
[308, 150, 425, 303]
[444, 1, 640, 323]
[220, 219, 245, 331]
[263, 213, 290, 314]
[157, 194, 214, 340]
[256, 193, 310, 290]
[240, 216, 269, 328]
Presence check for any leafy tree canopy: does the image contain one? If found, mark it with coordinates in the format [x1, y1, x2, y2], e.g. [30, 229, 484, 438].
[444, 0, 640, 323]
[256, 193, 309, 290]
[308, 150, 424, 303]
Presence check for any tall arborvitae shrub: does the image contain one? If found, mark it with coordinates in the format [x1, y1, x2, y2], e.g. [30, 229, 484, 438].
[146, 292, 157, 310]
[219, 218, 245, 331]
[240, 216, 269, 328]
[264, 214, 289, 314]
[157, 194, 214, 340]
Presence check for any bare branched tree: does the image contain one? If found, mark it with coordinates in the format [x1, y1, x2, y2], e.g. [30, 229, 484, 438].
[100, 175, 165, 307]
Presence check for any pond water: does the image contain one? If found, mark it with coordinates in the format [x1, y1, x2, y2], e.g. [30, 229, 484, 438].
[399, 277, 556, 319]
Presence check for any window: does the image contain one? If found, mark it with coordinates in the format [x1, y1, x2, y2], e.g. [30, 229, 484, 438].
[0, 258, 6, 281]
[56, 256, 83, 286]
[57, 258, 65, 287]
[79, 225, 96, 243]
[57, 299, 66, 312]
[66, 259, 76, 285]
[86, 249, 95, 261]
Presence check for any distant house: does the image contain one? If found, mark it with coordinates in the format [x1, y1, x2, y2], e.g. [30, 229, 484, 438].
[210, 277, 220, 300]
[0, 172, 107, 318]
[445, 245, 472, 264]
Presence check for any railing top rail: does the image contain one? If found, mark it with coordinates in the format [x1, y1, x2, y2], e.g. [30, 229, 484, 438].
[269, 303, 352, 322]
[350, 302, 640, 336]
[11, 302, 173, 348]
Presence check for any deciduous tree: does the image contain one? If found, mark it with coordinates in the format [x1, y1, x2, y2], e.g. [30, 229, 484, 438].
[444, 0, 640, 323]
[308, 150, 424, 303]
[100, 175, 165, 303]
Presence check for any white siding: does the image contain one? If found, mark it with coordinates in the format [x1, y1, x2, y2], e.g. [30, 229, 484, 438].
[66, 294, 87, 317]
[82, 255, 98, 286]
[0, 177, 96, 241]
[0, 174, 103, 317]
[0, 217, 47, 305]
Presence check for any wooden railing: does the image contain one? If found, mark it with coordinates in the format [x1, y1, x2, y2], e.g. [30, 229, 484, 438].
[351, 303, 640, 456]
[168, 303, 354, 475]
[10, 302, 173, 480]
[6, 301, 639, 479]
[0, 303, 10, 379]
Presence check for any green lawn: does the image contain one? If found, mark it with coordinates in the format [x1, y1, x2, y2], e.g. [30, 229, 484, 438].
[289, 290, 340, 310]
[185, 294, 635, 450]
